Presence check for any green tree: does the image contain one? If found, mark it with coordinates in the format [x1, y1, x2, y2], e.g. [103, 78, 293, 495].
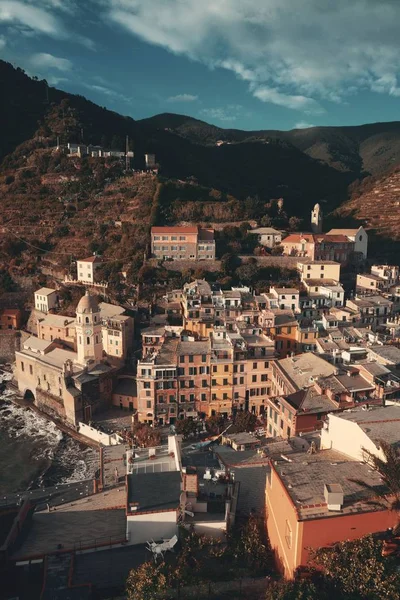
[230, 410, 257, 433]
[175, 418, 201, 439]
[221, 253, 240, 276]
[131, 423, 161, 448]
[206, 413, 226, 435]
[354, 440, 400, 515]
[126, 562, 167, 600]
[230, 515, 272, 575]
[311, 535, 400, 600]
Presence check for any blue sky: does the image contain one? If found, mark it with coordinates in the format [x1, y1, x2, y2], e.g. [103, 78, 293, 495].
[1, 0, 400, 131]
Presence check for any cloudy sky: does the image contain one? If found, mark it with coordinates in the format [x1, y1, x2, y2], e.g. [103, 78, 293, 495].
[1, 0, 400, 130]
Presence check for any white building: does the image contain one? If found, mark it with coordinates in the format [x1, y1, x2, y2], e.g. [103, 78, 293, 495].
[269, 287, 300, 312]
[76, 256, 103, 285]
[321, 405, 400, 461]
[34, 288, 58, 314]
[327, 226, 368, 259]
[247, 227, 282, 248]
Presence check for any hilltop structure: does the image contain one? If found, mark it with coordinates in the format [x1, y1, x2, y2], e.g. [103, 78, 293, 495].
[311, 203, 323, 233]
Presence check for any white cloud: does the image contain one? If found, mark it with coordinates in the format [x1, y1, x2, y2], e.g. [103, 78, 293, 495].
[294, 121, 315, 130]
[82, 83, 132, 104]
[252, 87, 323, 115]
[0, 1, 61, 35]
[0, 0, 94, 48]
[167, 93, 198, 102]
[31, 52, 72, 71]
[200, 106, 240, 122]
[105, 0, 400, 112]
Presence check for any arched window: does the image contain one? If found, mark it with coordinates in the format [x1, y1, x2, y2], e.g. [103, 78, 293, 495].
[94, 315, 97, 322]
[359, 235, 363, 241]
[85, 316, 89, 323]
[96, 335, 99, 343]
[86, 337, 90, 344]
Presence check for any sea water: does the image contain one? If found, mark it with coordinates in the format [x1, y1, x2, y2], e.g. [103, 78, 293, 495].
[0, 390, 99, 495]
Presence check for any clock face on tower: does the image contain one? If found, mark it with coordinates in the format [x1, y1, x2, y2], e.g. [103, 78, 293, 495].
[85, 329, 93, 336]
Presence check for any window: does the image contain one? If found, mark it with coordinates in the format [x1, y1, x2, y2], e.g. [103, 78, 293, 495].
[224, 365, 229, 372]
[202, 380, 208, 387]
[189, 394, 195, 402]
[213, 365, 217, 373]
[264, 361, 269, 368]
[240, 377, 244, 384]
[180, 355, 185, 363]
[189, 355, 194, 363]
[223, 393, 228, 400]
[169, 395, 175, 403]
[29, 365, 33, 375]
[201, 393, 207, 401]
[261, 374, 268, 382]
[253, 362, 257, 369]
[202, 354, 207, 363]
[146, 401, 152, 409]
[171, 236, 177, 241]
[212, 393, 216, 400]
[223, 378, 228, 386]
[252, 375, 257, 383]
[158, 395, 164, 403]
[85, 317, 89, 323]
[285, 521, 292, 549]
[212, 379, 217, 386]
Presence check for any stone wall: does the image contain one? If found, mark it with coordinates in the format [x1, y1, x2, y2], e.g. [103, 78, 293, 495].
[36, 389, 67, 422]
[0, 330, 20, 363]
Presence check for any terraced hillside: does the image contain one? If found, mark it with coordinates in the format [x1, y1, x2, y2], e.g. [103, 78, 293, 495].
[337, 168, 400, 241]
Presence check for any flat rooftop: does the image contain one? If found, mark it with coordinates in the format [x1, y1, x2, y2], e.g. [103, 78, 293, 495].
[335, 405, 400, 447]
[272, 448, 386, 521]
[127, 471, 181, 512]
[12, 489, 126, 559]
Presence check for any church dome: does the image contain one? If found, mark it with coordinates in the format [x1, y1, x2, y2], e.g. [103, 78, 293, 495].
[76, 290, 99, 314]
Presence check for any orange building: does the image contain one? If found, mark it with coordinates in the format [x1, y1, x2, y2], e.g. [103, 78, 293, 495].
[266, 447, 397, 578]
[0, 308, 21, 330]
[151, 226, 215, 261]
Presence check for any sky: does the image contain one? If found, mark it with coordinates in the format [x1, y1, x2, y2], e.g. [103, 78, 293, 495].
[1, 0, 400, 131]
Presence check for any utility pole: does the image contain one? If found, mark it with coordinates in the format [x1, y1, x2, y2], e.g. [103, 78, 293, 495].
[125, 135, 130, 171]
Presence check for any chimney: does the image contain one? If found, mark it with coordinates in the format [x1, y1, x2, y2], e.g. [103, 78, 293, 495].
[183, 471, 198, 495]
[324, 483, 344, 511]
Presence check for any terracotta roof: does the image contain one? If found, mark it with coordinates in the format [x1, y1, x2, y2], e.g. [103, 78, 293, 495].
[318, 234, 352, 243]
[151, 226, 198, 234]
[282, 233, 315, 243]
[78, 256, 103, 263]
[327, 228, 361, 236]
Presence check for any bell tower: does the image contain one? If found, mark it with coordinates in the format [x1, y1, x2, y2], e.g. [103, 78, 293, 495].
[311, 203, 323, 233]
[75, 291, 103, 366]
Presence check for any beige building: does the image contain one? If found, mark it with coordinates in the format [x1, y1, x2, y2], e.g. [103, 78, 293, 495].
[76, 256, 103, 284]
[100, 302, 134, 362]
[37, 313, 76, 350]
[356, 273, 385, 293]
[298, 260, 341, 283]
[15, 292, 115, 425]
[151, 226, 215, 261]
[247, 227, 282, 248]
[34, 288, 58, 313]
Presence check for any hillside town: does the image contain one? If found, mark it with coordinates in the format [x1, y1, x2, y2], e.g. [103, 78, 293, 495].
[1, 193, 400, 598]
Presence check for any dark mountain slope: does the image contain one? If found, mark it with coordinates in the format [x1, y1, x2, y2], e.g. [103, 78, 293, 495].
[0, 60, 355, 219]
[141, 113, 400, 176]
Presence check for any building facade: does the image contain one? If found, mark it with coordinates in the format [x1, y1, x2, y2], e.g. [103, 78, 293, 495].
[151, 226, 215, 261]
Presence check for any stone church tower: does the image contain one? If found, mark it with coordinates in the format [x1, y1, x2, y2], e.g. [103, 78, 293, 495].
[311, 203, 323, 233]
[75, 291, 103, 366]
